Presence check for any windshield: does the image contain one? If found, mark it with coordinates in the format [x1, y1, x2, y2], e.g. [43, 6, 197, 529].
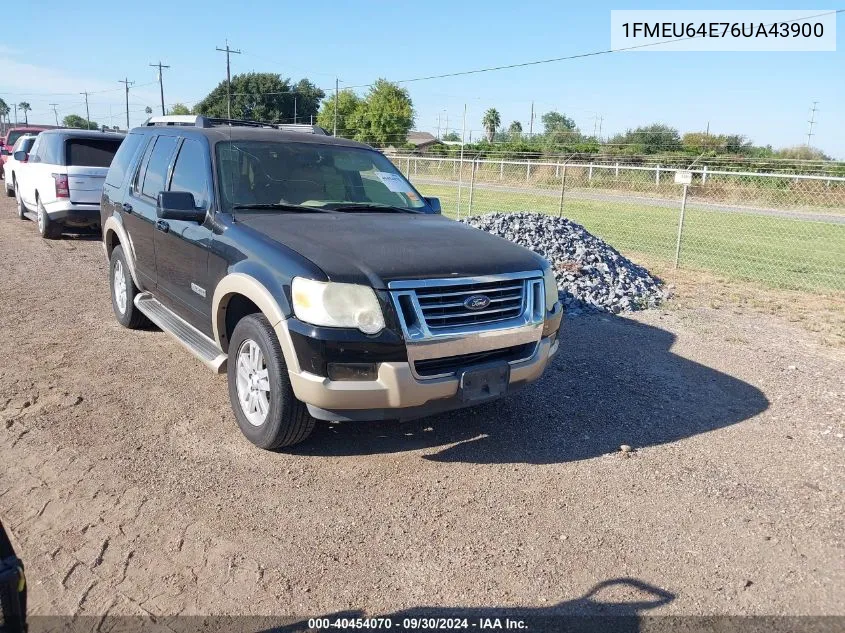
[215, 141, 426, 212]
[13, 137, 35, 154]
[7, 130, 34, 146]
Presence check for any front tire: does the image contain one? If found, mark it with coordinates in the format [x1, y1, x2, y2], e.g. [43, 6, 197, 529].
[37, 198, 62, 239]
[227, 314, 315, 450]
[109, 245, 149, 329]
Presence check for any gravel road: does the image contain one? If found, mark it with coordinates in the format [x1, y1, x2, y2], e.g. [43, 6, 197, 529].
[0, 196, 843, 620]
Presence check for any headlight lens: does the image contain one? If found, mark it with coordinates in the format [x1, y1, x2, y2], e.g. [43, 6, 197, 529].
[291, 278, 385, 334]
[543, 265, 559, 311]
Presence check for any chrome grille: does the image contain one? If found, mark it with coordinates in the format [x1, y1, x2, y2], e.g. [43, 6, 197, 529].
[415, 279, 526, 329]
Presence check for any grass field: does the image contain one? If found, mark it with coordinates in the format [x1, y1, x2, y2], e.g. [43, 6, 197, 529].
[417, 184, 845, 293]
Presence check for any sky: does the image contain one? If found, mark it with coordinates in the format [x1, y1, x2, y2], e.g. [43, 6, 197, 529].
[3, 1, 843, 157]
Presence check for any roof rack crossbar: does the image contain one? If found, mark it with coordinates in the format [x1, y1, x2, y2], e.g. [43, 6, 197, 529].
[142, 116, 331, 135]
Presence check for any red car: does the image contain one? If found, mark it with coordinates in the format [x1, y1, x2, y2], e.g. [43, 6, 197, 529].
[1, 127, 47, 176]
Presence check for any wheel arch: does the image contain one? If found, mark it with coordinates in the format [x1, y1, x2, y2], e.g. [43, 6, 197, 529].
[212, 274, 297, 370]
[102, 215, 141, 288]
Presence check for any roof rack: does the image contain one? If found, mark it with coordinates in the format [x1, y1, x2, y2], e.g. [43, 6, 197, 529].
[143, 115, 329, 135]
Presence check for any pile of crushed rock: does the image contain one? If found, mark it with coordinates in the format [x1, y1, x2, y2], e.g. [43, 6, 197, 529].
[461, 212, 667, 314]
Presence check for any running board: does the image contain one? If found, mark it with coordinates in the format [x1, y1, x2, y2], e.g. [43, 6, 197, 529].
[134, 292, 227, 374]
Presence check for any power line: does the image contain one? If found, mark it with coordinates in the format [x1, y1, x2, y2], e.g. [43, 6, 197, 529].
[149, 61, 170, 115]
[216, 40, 242, 119]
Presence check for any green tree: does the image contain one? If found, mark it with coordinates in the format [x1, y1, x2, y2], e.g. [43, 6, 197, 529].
[442, 131, 461, 142]
[482, 108, 501, 143]
[609, 123, 682, 154]
[508, 121, 522, 138]
[353, 79, 414, 146]
[168, 103, 191, 115]
[144, 106, 153, 116]
[541, 111, 576, 134]
[18, 102, 31, 125]
[63, 114, 97, 129]
[775, 145, 831, 161]
[194, 72, 324, 123]
[317, 89, 362, 137]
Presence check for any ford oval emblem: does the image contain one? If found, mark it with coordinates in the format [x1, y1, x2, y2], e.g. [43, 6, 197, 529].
[463, 294, 491, 310]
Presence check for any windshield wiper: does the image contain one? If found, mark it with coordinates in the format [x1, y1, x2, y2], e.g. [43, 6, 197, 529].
[232, 202, 330, 213]
[327, 203, 417, 214]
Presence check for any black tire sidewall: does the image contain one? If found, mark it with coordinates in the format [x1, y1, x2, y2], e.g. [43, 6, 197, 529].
[227, 315, 289, 449]
[15, 183, 25, 219]
[109, 246, 136, 327]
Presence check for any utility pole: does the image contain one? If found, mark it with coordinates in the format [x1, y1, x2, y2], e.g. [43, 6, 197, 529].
[436, 113, 441, 139]
[13, 103, 17, 126]
[333, 77, 339, 136]
[529, 101, 534, 136]
[598, 116, 603, 140]
[118, 78, 133, 130]
[216, 41, 241, 119]
[293, 96, 297, 124]
[806, 101, 819, 147]
[80, 92, 90, 129]
[50, 103, 59, 126]
[149, 61, 170, 115]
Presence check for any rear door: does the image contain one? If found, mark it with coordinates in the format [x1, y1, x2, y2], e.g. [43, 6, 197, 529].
[65, 137, 124, 204]
[124, 133, 180, 289]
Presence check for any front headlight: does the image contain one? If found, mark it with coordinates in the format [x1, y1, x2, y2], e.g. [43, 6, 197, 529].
[291, 278, 385, 334]
[543, 265, 559, 311]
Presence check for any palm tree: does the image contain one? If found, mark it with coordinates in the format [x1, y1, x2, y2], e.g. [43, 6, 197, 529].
[508, 120, 522, 138]
[482, 108, 501, 142]
[0, 98, 8, 131]
[18, 102, 31, 125]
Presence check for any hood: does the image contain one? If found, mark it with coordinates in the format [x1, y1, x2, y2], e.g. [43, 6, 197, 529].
[236, 212, 545, 288]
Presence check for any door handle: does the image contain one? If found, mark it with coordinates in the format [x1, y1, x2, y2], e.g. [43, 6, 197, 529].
[122, 203, 133, 213]
[156, 220, 170, 233]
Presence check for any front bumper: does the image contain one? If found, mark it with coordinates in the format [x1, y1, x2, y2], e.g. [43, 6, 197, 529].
[43, 200, 100, 225]
[284, 310, 561, 422]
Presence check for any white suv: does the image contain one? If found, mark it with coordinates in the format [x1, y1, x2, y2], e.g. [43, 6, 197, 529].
[3, 134, 38, 196]
[14, 129, 125, 238]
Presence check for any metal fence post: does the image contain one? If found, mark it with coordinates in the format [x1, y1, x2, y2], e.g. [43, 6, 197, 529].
[558, 165, 567, 217]
[588, 163, 593, 182]
[526, 160, 531, 182]
[655, 165, 660, 185]
[615, 162, 619, 179]
[405, 157, 410, 175]
[500, 160, 504, 180]
[674, 184, 689, 269]
[468, 159, 477, 216]
[702, 165, 707, 185]
[414, 158, 417, 177]
[555, 163, 560, 178]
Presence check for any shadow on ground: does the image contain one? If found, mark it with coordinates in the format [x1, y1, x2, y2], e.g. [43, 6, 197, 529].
[292, 314, 769, 464]
[268, 578, 675, 633]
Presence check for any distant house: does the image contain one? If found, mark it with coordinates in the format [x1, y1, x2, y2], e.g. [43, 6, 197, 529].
[406, 131, 441, 153]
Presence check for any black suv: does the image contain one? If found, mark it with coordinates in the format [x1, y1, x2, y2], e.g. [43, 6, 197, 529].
[101, 116, 562, 449]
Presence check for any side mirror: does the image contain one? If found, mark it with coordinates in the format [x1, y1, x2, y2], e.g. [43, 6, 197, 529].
[424, 196, 442, 214]
[13, 151, 28, 162]
[157, 191, 203, 222]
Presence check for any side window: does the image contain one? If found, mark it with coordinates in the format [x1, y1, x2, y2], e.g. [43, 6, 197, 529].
[27, 137, 41, 162]
[140, 135, 178, 200]
[132, 138, 156, 195]
[168, 138, 209, 208]
[105, 133, 143, 187]
[40, 137, 57, 165]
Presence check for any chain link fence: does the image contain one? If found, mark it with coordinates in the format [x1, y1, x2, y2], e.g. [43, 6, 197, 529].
[390, 154, 845, 293]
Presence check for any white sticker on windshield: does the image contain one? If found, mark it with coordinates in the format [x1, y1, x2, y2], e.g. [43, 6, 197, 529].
[375, 171, 411, 193]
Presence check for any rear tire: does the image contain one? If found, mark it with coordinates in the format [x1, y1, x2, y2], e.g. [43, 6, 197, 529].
[5, 176, 13, 197]
[109, 245, 150, 329]
[227, 314, 315, 450]
[37, 198, 62, 239]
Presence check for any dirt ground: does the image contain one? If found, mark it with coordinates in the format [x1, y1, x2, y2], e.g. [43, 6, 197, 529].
[0, 194, 843, 620]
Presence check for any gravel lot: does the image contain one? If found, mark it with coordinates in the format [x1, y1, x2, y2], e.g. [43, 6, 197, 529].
[0, 195, 843, 620]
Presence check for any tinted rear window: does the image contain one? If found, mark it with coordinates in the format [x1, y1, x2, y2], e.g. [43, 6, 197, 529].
[18, 138, 36, 153]
[7, 130, 29, 145]
[66, 138, 124, 167]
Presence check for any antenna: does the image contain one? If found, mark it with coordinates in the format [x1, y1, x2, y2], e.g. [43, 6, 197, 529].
[806, 101, 819, 147]
[118, 78, 134, 130]
[149, 61, 171, 115]
[216, 41, 242, 119]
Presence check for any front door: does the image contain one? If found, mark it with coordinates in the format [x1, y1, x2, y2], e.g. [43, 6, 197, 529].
[153, 137, 213, 335]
